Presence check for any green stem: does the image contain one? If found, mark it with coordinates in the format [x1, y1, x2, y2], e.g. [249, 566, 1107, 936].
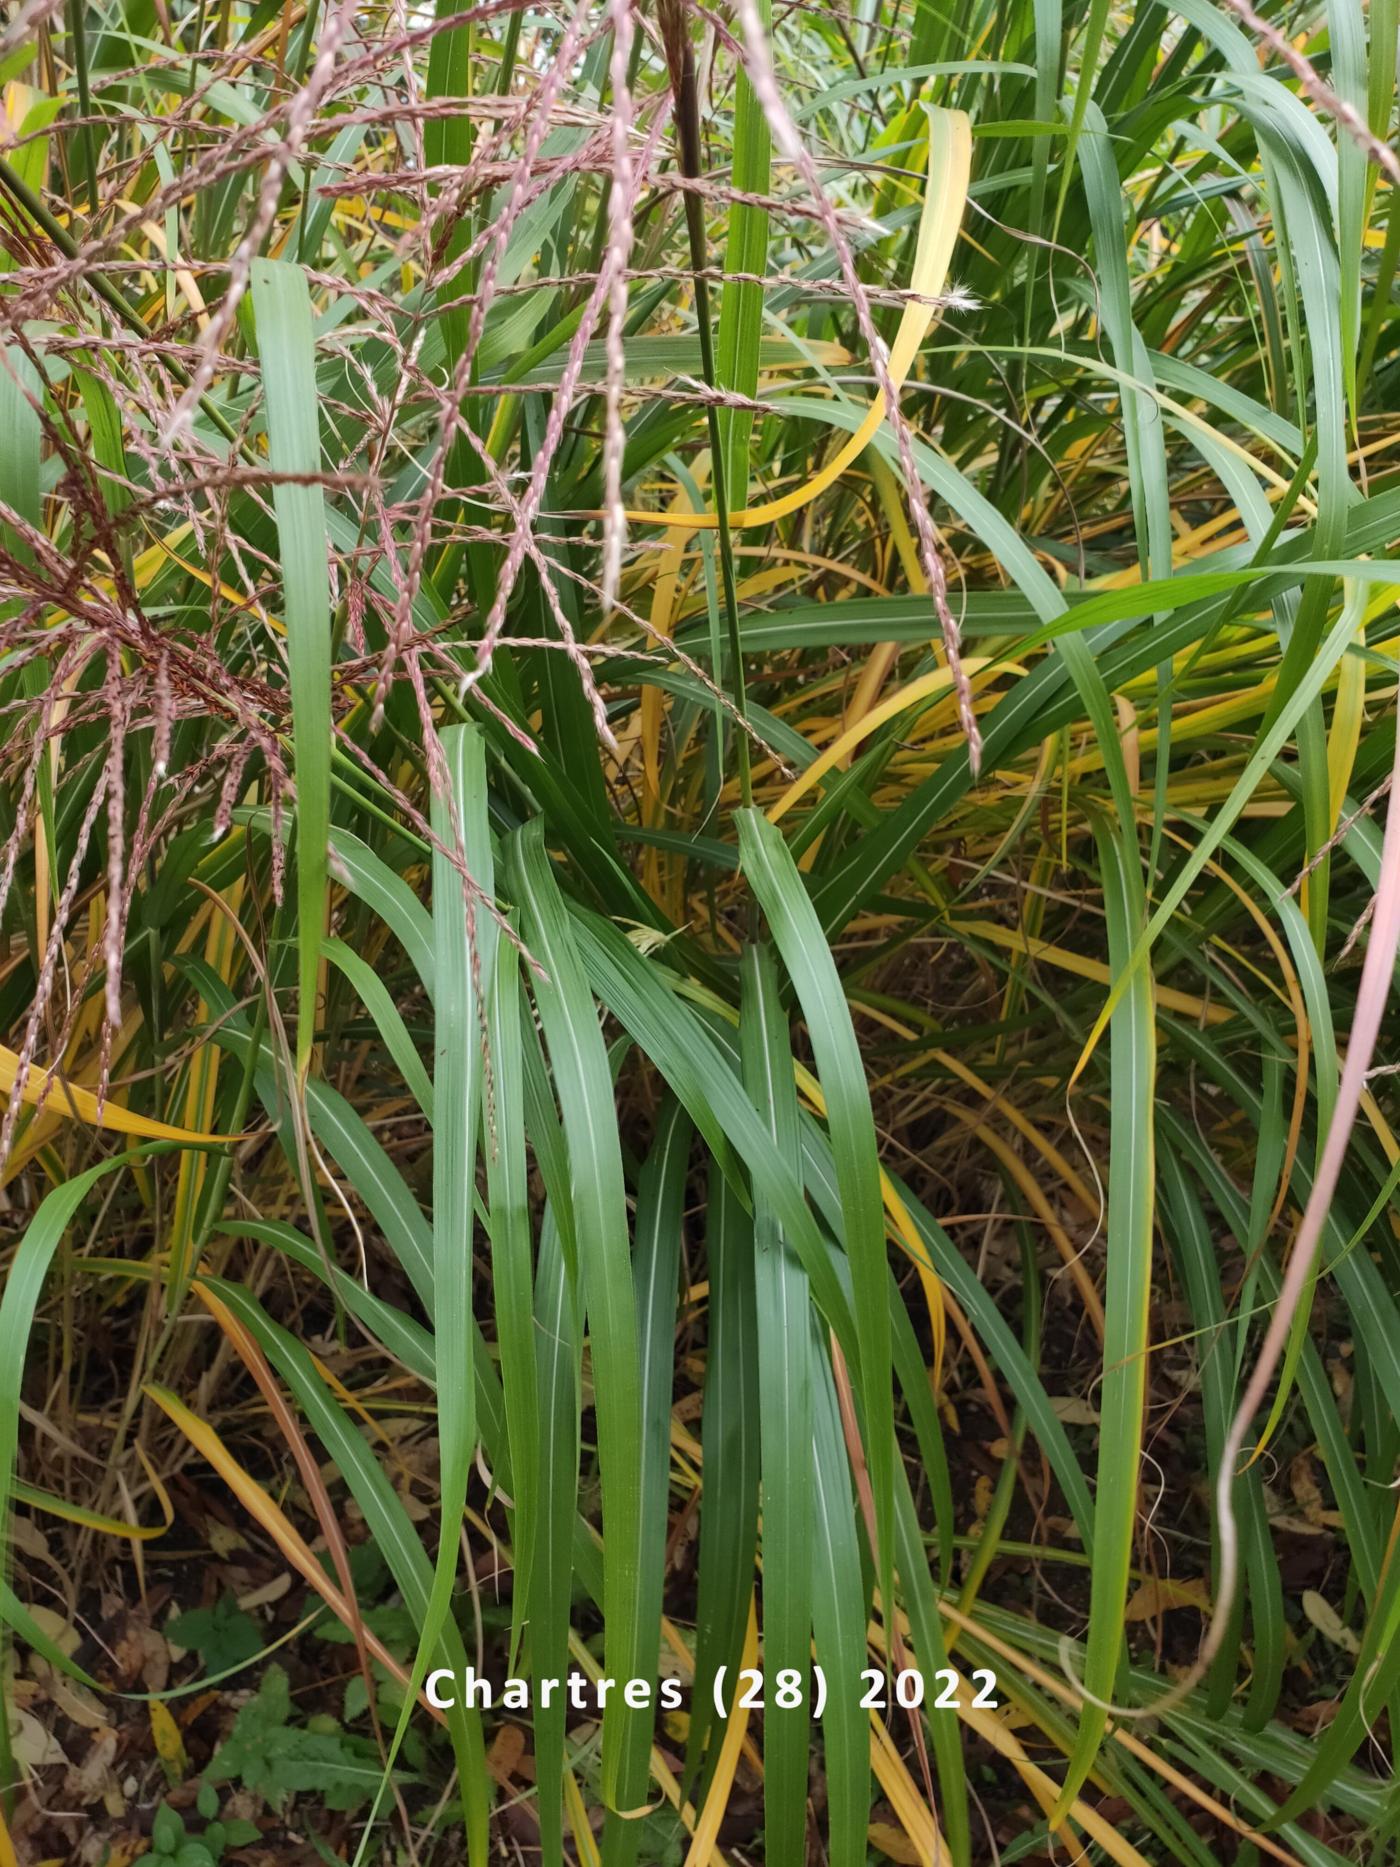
[66, 0, 98, 219]
[671, 34, 752, 812]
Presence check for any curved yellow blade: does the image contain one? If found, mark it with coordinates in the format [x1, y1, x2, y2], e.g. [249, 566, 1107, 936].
[767, 658, 1006, 824]
[0, 1045, 241, 1144]
[619, 108, 972, 534]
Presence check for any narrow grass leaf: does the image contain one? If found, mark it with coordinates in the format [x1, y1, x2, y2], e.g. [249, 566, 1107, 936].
[250, 259, 331, 1083]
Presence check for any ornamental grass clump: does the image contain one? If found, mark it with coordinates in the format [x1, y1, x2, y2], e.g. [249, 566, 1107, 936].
[0, 0, 1398, 1862]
